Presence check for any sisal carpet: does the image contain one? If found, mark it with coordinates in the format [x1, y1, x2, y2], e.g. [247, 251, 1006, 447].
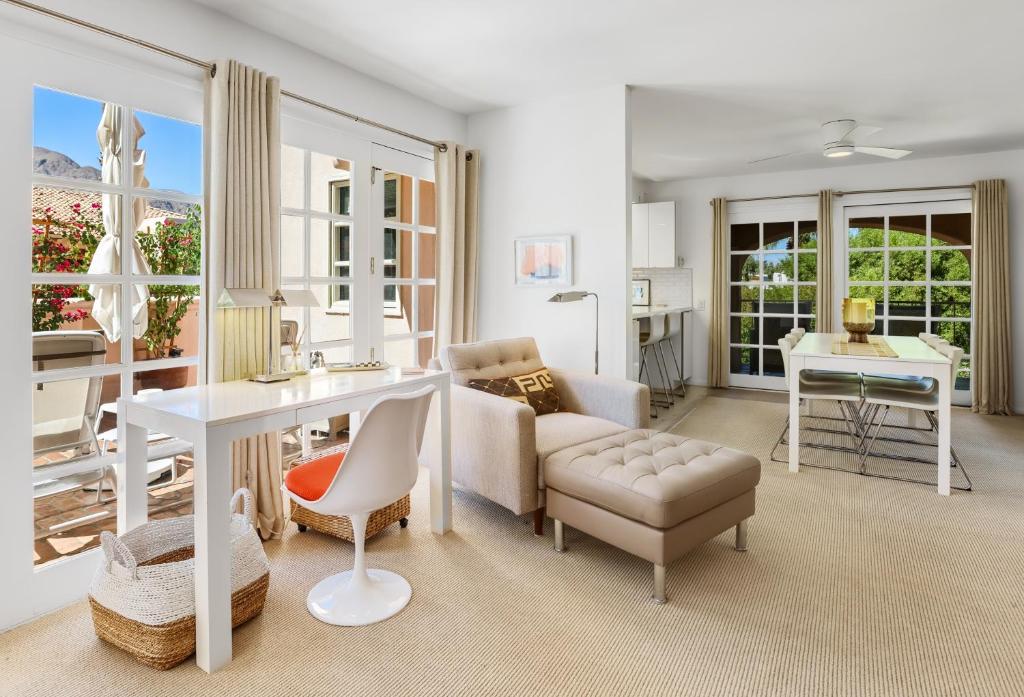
[2, 391, 1023, 696]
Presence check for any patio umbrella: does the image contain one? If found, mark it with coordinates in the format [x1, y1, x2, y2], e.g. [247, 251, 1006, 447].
[87, 103, 152, 342]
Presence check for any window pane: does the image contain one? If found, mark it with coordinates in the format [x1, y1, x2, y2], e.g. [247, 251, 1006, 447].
[797, 220, 817, 249]
[888, 319, 926, 337]
[797, 286, 816, 316]
[797, 316, 816, 333]
[418, 231, 436, 279]
[281, 145, 305, 209]
[137, 284, 200, 360]
[383, 338, 418, 368]
[280, 283, 306, 347]
[730, 285, 760, 314]
[931, 213, 971, 247]
[384, 173, 412, 223]
[731, 254, 759, 283]
[134, 202, 201, 275]
[310, 219, 332, 278]
[764, 253, 793, 282]
[956, 357, 971, 391]
[383, 284, 414, 336]
[931, 286, 971, 318]
[33, 186, 110, 272]
[797, 253, 816, 282]
[888, 250, 926, 282]
[31, 309, 118, 369]
[763, 222, 794, 251]
[888, 286, 925, 317]
[848, 285, 884, 304]
[33, 87, 109, 182]
[730, 347, 759, 375]
[730, 316, 758, 345]
[849, 251, 884, 281]
[281, 215, 303, 277]
[394, 229, 413, 279]
[418, 285, 435, 332]
[763, 284, 794, 312]
[33, 376, 117, 567]
[931, 249, 971, 282]
[934, 321, 970, 353]
[762, 348, 784, 377]
[763, 317, 795, 348]
[888, 215, 927, 247]
[418, 337, 434, 369]
[418, 179, 436, 227]
[730, 223, 759, 252]
[310, 285, 352, 342]
[848, 217, 884, 248]
[133, 364, 198, 393]
[311, 152, 352, 214]
[134, 110, 202, 196]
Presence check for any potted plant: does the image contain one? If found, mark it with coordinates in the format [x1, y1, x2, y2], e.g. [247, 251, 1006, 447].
[135, 205, 201, 390]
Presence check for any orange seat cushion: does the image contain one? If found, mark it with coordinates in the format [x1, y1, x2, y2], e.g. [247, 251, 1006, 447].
[284, 450, 345, 501]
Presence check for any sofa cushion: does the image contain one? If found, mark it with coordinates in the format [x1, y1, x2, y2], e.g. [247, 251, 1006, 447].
[543, 430, 761, 529]
[535, 412, 629, 489]
[441, 337, 544, 386]
[468, 367, 561, 415]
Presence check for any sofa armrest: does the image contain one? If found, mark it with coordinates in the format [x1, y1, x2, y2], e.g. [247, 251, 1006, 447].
[443, 384, 539, 515]
[549, 368, 650, 429]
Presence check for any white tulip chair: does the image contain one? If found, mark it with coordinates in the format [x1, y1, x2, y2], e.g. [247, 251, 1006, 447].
[283, 384, 435, 625]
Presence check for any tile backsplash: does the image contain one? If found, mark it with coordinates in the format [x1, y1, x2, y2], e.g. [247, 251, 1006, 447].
[632, 268, 693, 307]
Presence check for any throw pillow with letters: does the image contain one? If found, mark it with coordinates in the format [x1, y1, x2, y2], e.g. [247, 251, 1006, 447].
[467, 367, 561, 415]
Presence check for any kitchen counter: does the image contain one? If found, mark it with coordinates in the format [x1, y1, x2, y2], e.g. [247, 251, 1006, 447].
[631, 304, 691, 320]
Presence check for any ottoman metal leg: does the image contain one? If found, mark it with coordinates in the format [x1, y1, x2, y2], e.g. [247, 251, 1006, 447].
[554, 519, 565, 552]
[652, 564, 667, 604]
[735, 519, 748, 551]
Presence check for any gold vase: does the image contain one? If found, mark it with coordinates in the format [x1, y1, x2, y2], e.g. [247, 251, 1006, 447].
[842, 297, 875, 344]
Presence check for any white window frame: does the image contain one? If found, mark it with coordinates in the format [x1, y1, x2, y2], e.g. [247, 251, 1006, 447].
[842, 198, 973, 405]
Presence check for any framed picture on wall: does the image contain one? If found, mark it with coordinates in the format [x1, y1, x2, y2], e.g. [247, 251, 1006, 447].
[514, 235, 573, 286]
[632, 279, 651, 306]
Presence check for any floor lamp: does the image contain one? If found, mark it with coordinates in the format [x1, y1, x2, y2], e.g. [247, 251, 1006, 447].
[547, 290, 599, 374]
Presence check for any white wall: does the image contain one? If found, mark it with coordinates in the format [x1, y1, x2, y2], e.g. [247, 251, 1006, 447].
[649, 149, 1024, 410]
[468, 86, 632, 377]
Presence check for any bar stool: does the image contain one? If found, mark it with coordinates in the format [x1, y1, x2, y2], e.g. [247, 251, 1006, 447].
[657, 313, 686, 398]
[638, 317, 672, 417]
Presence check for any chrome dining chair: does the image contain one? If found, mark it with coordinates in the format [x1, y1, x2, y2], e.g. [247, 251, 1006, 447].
[859, 342, 971, 490]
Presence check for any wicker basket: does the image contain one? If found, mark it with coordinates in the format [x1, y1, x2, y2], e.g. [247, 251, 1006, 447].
[290, 443, 410, 542]
[88, 489, 270, 670]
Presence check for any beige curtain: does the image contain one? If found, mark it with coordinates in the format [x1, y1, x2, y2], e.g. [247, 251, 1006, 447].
[205, 59, 285, 538]
[707, 197, 729, 387]
[816, 190, 836, 333]
[971, 179, 1013, 415]
[433, 143, 479, 353]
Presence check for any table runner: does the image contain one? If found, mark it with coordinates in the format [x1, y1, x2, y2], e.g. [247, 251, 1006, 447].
[831, 335, 899, 358]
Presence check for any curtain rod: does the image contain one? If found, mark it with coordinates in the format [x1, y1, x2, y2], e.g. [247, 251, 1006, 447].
[717, 184, 974, 204]
[3, 0, 447, 153]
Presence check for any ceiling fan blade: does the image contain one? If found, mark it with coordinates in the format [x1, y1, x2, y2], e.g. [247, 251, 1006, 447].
[845, 125, 882, 142]
[748, 151, 802, 164]
[854, 146, 911, 159]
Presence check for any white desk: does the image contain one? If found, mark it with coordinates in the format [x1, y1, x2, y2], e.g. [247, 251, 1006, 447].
[118, 368, 452, 673]
[788, 333, 952, 495]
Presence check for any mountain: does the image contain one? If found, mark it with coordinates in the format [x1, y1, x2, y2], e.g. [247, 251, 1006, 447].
[33, 147, 101, 180]
[33, 146, 192, 215]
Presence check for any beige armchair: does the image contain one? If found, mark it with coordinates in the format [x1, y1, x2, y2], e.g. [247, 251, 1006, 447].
[438, 337, 650, 534]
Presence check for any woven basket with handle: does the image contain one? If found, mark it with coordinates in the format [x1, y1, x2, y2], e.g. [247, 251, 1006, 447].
[87, 489, 270, 670]
[289, 443, 410, 541]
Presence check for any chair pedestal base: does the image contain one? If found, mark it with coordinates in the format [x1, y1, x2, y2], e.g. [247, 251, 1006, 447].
[307, 569, 412, 626]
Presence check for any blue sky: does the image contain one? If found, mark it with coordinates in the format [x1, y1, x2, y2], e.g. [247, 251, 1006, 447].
[33, 86, 202, 195]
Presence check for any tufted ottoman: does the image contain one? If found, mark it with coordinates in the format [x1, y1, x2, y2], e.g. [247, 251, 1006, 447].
[544, 429, 761, 603]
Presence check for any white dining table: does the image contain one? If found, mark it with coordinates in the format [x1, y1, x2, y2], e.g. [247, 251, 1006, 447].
[788, 333, 952, 495]
[118, 367, 452, 673]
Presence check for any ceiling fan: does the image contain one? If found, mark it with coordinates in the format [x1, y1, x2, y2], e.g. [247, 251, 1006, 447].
[750, 119, 912, 164]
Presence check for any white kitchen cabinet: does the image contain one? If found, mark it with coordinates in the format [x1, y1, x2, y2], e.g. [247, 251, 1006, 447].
[631, 201, 676, 268]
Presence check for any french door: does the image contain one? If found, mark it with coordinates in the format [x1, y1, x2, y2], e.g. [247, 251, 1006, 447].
[843, 200, 973, 405]
[279, 129, 436, 373]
